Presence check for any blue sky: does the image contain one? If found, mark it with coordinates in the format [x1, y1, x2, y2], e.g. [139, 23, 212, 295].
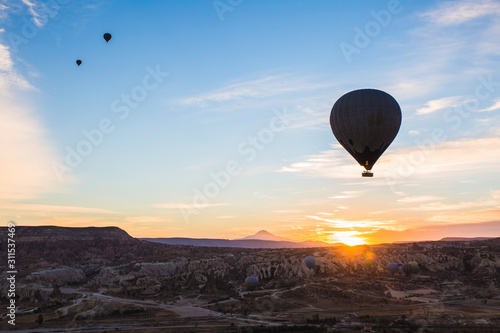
[1, 0, 499, 244]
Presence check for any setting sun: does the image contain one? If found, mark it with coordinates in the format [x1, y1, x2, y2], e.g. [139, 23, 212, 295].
[328, 231, 367, 246]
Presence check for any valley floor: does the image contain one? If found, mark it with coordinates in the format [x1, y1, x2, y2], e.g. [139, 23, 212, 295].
[4, 274, 500, 333]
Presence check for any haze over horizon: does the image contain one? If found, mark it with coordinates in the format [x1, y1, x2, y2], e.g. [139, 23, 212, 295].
[136, 228, 500, 246]
[1, 0, 500, 245]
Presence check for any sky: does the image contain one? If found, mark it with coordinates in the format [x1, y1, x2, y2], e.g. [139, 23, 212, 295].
[1, 0, 500, 245]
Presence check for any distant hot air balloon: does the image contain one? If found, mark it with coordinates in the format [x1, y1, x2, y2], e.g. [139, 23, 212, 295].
[387, 262, 398, 274]
[397, 263, 403, 275]
[409, 261, 419, 273]
[330, 89, 402, 177]
[364, 258, 373, 266]
[304, 256, 316, 269]
[103, 33, 112, 42]
[402, 263, 413, 276]
[245, 276, 259, 290]
[76, 59, 82, 66]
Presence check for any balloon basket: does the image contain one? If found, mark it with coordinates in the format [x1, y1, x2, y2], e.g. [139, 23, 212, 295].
[362, 171, 373, 177]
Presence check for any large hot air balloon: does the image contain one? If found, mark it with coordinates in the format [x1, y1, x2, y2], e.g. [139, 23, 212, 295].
[304, 256, 316, 269]
[103, 33, 112, 42]
[245, 276, 259, 290]
[330, 89, 402, 177]
[387, 262, 398, 274]
[409, 261, 419, 273]
[76, 59, 82, 66]
[402, 263, 413, 276]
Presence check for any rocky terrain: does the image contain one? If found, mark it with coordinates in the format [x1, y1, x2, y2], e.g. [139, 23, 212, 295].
[1, 226, 500, 332]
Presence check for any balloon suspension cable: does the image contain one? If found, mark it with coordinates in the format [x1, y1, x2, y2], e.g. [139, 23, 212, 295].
[362, 170, 373, 177]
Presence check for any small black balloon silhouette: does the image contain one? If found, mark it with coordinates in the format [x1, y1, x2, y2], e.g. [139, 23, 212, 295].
[76, 60, 82, 66]
[103, 33, 112, 42]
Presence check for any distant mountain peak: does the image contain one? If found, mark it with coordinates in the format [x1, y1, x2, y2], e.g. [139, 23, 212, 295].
[255, 230, 274, 237]
[237, 230, 293, 242]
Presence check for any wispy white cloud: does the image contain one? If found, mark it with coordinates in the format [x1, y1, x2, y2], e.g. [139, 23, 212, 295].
[0, 38, 61, 203]
[397, 196, 445, 203]
[21, 0, 47, 28]
[0, 4, 66, 207]
[382, 136, 500, 180]
[416, 96, 469, 115]
[0, 203, 120, 214]
[0, 101, 60, 201]
[363, 220, 500, 243]
[124, 216, 172, 224]
[179, 75, 285, 105]
[307, 215, 395, 229]
[426, 209, 500, 224]
[329, 191, 362, 199]
[0, 44, 13, 71]
[416, 201, 493, 212]
[0, 44, 34, 90]
[420, 0, 500, 26]
[253, 192, 275, 199]
[1, 0, 64, 30]
[278, 136, 500, 182]
[282, 105, 331, 131]
[478, 99, 500, 112]
[35, 216, 107, 227]
[385, 0, 500, 105]
[277, 144, 359, 179]
[172, 73, 334, 133]
[177, 75, 331, 106]
[153, 202, 229, 209]
[411, 0, 500, 71]
[0, 5, 8, 21]
[411, 190, 500, 212]
[273, 209, 303, 214]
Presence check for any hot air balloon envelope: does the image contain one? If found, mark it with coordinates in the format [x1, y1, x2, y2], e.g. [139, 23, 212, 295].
[330, 89, 402, 177]
[76, 60, 82, 66]
[409, 261, 419, 273]
[304, 256, 316, 269]
[245, 276, 259, 290]
[402, 263, 413, 276]
[387, 262, 398, 274]
[103, 33, 112, 42]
